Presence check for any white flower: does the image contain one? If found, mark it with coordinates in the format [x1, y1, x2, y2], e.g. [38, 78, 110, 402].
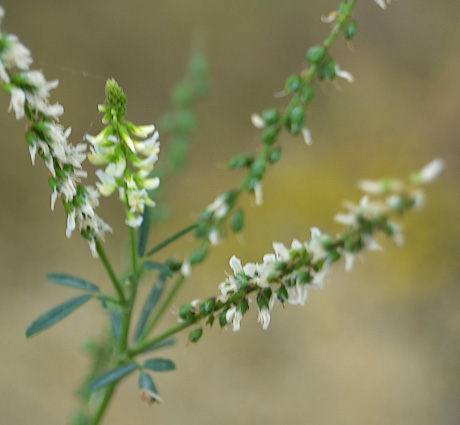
[66, 210, 76, 238]
[96, 169, 118, 196]
[8, 87, 25, 119]
[208, 229, 220, 246]
[308, 227, 327, 262]
[225, 306, 243, 332]
[419, 158, 444, 183]
[374, 0, 390, 9]
[254, 181, 263, 206]
[286, 283, 308, 306]
[2, 34, 32, 72]
[206, 194, 229, 219]
[181, 260, 191, 277]
[257, 307, 271, 330]
[321, 11, 338, 23]
[301, 127, 312, 145]
[335, 64, 354, 83]
[250, 113, 265, 129]
[273, 242, 290, 262]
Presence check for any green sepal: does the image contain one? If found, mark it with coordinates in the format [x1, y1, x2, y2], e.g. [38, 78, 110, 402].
[26, 294, 92, 338]
[307, 45, 327, 64]
[230, 210, 245, 233]
[290, 105, 305, 124]
[251, 159, 267, 178]
[46, 273, 100, 293]
[143, 358, 176, 372]
[277, 285, 289, 302]
[137, 208, 150, 257]
[219, 309, 229, 327]
[87, 363, 137, 392]
[188, 327, 203, 343]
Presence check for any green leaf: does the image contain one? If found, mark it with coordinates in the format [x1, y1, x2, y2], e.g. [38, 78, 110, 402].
[46, 273, 99, 293]
[87, 363, 137, 392]
[26, 294, 92, 338]
[133, 273, 168, 342]
[137, 208, 150, 257]
[138, 372, 161, 404]
[142, 261, 173, 277]
[138, 338, 176, 354]
[143, 358, 176, 372]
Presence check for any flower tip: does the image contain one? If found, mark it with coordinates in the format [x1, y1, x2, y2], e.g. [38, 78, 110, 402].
[301, 127, 312, 146]
[419, 158, 445, 183]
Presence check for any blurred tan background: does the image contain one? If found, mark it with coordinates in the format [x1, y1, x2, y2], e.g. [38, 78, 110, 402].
[1, 0, 459, 424]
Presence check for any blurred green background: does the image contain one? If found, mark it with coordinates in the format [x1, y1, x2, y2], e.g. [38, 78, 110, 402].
[1, 0, 459, 424]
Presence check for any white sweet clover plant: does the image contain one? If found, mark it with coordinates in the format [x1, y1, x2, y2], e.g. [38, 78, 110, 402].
[0, 1, 443, 424]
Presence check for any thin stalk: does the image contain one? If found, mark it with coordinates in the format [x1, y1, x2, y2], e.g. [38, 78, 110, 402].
[89, 382, 118, 425]
[146, 223, 198, 257]
[96, 240, 126, 304]
[136, 274, 186, 343]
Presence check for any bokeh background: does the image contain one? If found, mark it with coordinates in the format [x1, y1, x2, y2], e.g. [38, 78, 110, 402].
[1, 1, 459, 424]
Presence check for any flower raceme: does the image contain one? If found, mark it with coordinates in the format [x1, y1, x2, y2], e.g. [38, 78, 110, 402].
[181, 159, 444, 335]
[86, 79, 160, 228]
[0, 7, 112, 257]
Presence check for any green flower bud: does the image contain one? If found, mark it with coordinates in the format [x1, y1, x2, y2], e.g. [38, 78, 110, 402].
[200, 297, 216, 315]
[230, 209, 245, 233]
[166, 258, 182, 272]
[262, 126, 278, 146]
[318, 59, 336, 81]
[268, 147, 282, 164]
[290, 105, 305, 124]
[300, 84, 315, 103]
[188, 327, 203, 343]
[172, 82, 194, 107]
[189, 243, 208, 264]
[105, 78, 127, 121]
[285, 75, 302, 93]
[228, 154, 253, 169]
[251, 159, 266, 178]
[344, 21, 358, 40]
[179, 304, 194, 321]
[307, 45, 327, 64]
[262, 108, 280, 125]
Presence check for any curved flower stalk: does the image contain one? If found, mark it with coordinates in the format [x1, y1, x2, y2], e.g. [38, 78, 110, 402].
[168, 159, 444, 337]
[0, 7, 111, 257]
[86, 79, 160, 228]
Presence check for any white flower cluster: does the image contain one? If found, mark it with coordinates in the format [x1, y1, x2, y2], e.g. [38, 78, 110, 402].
[218, 232, 330, 332]
[0, 7, 111, 257]
[212, 158, 444, 332]
[86, 109, 161, 228]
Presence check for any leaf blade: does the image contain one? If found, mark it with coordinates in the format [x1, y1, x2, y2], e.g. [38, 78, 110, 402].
[26, 294, 92, 338]
[143, 358, 176, 372]
[46, 273, 100, 293]
[133, 273, 168, 342]
[87, 363, 137, 392]
[142, 261, 173, 277]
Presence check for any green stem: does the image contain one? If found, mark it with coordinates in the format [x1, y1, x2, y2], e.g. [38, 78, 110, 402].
[146, 223, 198, 257]
[136, 274, 186, 343]
[96, 240, 126, 304]
[89, 382, 118, 425]
[129, 320, 192, 356]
